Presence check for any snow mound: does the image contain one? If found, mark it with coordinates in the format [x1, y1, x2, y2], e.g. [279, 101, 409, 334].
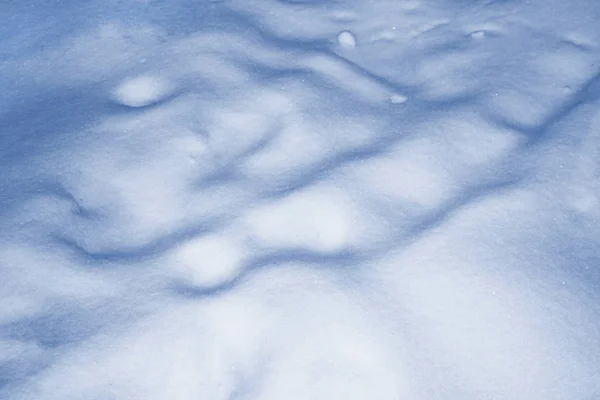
[113, 75, 174, 108]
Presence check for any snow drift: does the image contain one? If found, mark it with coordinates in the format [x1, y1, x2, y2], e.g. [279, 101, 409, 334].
[1, 0, 600, 398]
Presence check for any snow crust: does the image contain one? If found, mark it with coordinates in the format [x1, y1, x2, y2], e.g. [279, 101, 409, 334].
[1, 0, 600, 399]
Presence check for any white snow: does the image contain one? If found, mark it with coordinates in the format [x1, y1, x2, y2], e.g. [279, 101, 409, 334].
[113, 75, 174, 107]
[1, 0, 600, 399]
[168, 232, 247, 288]
[243, 185, 356, 253]
[337, 30, 357, 48]
[389, 93, 407, 104]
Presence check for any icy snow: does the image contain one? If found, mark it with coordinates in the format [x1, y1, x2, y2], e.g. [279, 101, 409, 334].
[1, 0, 600, 399]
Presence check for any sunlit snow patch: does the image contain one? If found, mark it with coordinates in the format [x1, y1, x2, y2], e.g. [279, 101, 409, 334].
[390, 93, 408, 104]
[169, 233, 247, 288]
[337, 30, 356, 48]
[243, 185, 357, 254]
[113, 75, 174, 107]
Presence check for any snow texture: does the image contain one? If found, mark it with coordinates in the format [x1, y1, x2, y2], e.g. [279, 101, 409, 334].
[1, 0, 600, 399]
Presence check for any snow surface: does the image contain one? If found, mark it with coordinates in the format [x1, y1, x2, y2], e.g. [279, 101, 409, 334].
[1, 0, 600, 399]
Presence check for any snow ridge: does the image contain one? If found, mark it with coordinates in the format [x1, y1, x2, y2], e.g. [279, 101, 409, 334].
[1, 0, 600, 399]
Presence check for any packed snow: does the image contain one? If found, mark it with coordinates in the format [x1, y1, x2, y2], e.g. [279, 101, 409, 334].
[1, 0, 600, 399]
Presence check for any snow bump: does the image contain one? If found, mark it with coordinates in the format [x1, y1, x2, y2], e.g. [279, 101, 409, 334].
[337, 30, 356, 48]
[113, 75, 173, 107]
[169, 233, 247, 288]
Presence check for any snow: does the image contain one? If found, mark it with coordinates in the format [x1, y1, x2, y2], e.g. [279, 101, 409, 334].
[337, 30, 357, 48]
[169, 232, 247, 288]
[1, 0, 600, 399]
[389, 93, 408, 104]
[113, 75, 174, 108]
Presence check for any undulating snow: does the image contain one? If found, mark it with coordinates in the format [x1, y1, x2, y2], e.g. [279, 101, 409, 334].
[1, 0, 600, 399]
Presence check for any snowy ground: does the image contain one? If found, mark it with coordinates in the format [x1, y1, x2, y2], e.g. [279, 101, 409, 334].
[1, 0, 600, 398]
